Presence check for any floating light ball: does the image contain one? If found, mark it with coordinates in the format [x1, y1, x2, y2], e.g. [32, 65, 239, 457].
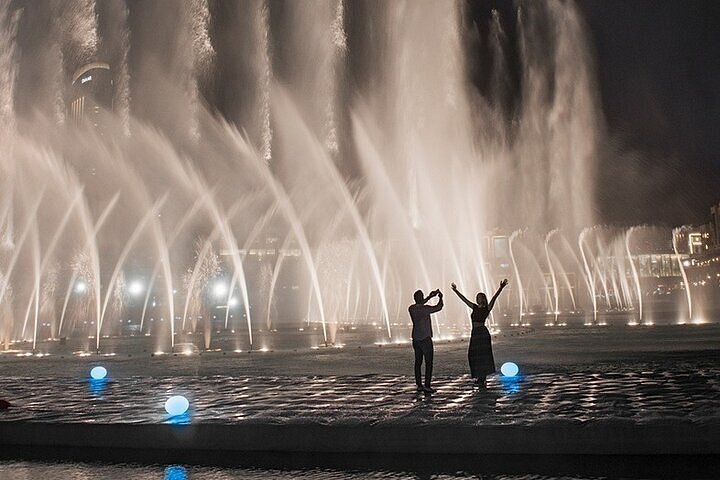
[90, 366, 107, 380]
[500, 361, 519, 377]
[165, 395, 189, 416]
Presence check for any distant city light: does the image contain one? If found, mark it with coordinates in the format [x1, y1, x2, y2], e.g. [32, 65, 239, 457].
[128, 280, 144, 296]
[213, 281, 228, 298]
[165, 395, 189, 416]
[500, 362, 519, 377]
[90, 366, 107, 380]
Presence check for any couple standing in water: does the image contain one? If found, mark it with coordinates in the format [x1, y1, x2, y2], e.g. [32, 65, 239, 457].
[408, 279, 509, 393]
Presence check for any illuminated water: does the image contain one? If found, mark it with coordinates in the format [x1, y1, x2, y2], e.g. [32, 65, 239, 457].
[3, 0, 700, 355]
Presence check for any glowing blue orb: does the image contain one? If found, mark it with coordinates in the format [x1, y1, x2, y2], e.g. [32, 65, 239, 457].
[165, 395, 189, 416]
[90, 366, 107, 380]
[164, 466, 188, 480]
[500, 361, 519, 377]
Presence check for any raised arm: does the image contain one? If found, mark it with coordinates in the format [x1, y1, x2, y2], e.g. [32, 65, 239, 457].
[427, 293, 443, 313]
[487, 279, 508, 311]
[450, 283, 476, 310]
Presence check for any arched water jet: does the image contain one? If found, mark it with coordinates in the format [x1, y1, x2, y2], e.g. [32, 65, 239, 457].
[343, 244, 361, 323]
[224, 201, 278, 330]
[264, 230, 295, 332]
[180, 199, 244, 343]
[672, 227, 692, 322]
[273, 90, 392, 338]
[592, 234, 612, 312]
[0, 186, 48, 317]
[223, 125, 328, 346]
[625, 227, 643, 325]
[21, 187, 85, 344]
[508, 230, 524, 326]
[351, 116, 434, 333]
[188, 174, 254, 348]
[139, 190, 216, 332]
[58, 194, 119, 338]
[516, 239, 553, 323]
[578, 228, 597, 325]
[99, 195, 168, 347]
[547, 249, 574, 324]
[545, 230, 560, 325]
[29, 221, 40, 349]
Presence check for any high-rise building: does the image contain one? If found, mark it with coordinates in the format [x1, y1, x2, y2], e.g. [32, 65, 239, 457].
[68, 62, 113, 126]
[710, 202, 720, 251]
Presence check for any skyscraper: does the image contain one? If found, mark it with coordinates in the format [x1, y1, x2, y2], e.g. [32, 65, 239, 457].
[68, 62, 113, 126]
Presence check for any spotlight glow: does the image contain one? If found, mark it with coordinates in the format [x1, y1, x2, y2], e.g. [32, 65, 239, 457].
[128, 280, 144, 296]
[213, 281, 228, 298]
[165, 395, 189, 416]
[500, 362, 519, 377]
[75, 281, 87, 293]
[90, 366, 107, 380]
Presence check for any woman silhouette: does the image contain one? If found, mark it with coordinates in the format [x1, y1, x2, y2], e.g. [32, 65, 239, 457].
[451, 279, 508, 388]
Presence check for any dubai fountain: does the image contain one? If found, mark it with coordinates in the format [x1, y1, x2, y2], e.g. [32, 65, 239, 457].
[0, 0, 700, 355]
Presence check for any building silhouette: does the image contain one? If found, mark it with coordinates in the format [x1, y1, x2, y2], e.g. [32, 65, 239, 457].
[68, 62, 113, 126]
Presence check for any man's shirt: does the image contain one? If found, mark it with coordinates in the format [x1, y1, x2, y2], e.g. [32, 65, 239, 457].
[408, 299, 443, 341]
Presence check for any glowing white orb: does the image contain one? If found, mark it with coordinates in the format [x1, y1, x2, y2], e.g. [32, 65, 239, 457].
[228, 297, 238, 307]
[500, 362, 519, 377]
[128, 281, 144, 296]
[90, 366, 107, 380]
[165, 395, 189, 416]
[213, 282, 228, 298]
[75, 281, 87, 293]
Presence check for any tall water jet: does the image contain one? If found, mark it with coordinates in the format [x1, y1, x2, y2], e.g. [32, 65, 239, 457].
[97, 0, 131, 133]
[0, 3, 20, 130]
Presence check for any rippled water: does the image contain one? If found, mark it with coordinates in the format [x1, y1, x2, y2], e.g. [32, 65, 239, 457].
[0, 368, 718, 426]
[1, 327, 719, 479]
[1, 325, 719, 426]
[0, 461, 611, 479]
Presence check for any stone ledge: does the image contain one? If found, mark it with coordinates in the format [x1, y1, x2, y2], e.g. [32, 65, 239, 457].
[1, 421, 718, 456]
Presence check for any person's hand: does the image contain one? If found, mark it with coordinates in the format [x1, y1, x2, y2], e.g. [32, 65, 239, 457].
[450, 282, 457, 291]
[500, 279, 508, 289]
[437, 290, 443, 299]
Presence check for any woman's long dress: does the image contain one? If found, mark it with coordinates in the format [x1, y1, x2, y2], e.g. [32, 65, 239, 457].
[468, 306, 496, 378]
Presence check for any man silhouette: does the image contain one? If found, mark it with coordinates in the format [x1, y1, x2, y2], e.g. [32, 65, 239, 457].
[408, 288, 443, 393]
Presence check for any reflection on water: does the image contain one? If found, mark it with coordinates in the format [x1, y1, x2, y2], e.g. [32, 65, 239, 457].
[88, 378, 108, 396]
[499, 375, 523, 395]
[165, 465, 188, 480]
[166, 411, 191, 425]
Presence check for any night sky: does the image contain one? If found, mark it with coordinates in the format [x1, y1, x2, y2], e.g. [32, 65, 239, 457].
[577, 0, 720, 226]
